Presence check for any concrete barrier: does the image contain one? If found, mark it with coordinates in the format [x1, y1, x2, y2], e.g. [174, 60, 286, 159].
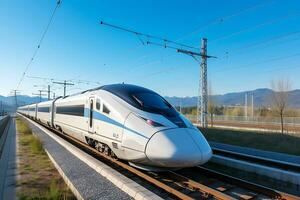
[0, 116, 9, 136]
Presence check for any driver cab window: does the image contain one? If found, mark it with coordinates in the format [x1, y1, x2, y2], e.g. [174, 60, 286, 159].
[102, 104, 110, 115]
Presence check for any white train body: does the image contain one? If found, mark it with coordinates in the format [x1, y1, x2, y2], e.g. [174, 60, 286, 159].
[18, 84, 212, 171]
[36, 100, 52, 125]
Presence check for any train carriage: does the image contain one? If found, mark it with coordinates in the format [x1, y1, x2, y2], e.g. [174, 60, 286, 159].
[18, 84, 212, 171]
[28, 104, 37, 119]
[17, 105, 29, 116]
[36, 100, 52, 126]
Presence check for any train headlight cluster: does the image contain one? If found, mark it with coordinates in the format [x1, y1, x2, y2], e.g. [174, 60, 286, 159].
[140, 117, 164, 127]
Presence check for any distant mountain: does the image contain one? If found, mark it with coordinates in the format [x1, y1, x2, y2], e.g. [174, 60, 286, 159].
[0, 95, 47, 112]
[165, 88, 300, 108]
[1, 88, 300, 112]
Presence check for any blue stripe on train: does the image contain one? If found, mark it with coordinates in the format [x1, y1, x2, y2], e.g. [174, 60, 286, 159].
[84, 108, 149, 139]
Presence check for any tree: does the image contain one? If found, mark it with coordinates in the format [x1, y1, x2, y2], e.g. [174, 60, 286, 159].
[208, 83, 216, 127]
[270, 79, 291, 133]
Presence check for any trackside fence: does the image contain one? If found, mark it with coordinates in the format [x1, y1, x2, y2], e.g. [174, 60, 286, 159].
[184, 114, 300, 133]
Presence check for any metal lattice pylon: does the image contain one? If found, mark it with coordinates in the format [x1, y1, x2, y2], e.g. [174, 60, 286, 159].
[200, 38, 208, 127]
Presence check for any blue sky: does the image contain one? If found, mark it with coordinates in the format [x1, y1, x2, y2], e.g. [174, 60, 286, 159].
[0, 0, 300, 98]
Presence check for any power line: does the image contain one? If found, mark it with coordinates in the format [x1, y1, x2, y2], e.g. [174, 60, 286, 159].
[176, 0, 275, 41]
[234, 30, 300, 52]
[27, 75, 101, 89]
[111, 1, 273, 76]
[210, 12, 300, 43]
[217, 31, 300, 60]
[16, 0, 63, 90]
[214, 52, 300, 74]
[107, 0, 274, 72]
[100, 21, 199, 50]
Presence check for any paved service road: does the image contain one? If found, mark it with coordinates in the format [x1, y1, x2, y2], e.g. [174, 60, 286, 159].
[0, 118, 17, 200]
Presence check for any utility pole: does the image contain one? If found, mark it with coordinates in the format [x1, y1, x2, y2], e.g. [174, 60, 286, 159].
[53, 92, 56, 99]
[48, 85, 51, 100]
[200, 38, 208, 127]
[34, 84, 51, 100]
[177, 39, 214, 128]
[251, 92, 254, 118]
[245, 92, 248, 119]
[179, 100, 182, 113]
[53, 80, 74, 97]
[11, 89, 20, 111]
[33, 90, 47, 102]
[14, 90, 17, 107]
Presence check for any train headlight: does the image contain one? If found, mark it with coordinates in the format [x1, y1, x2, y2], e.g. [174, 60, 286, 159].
[141, 117, 164, 127]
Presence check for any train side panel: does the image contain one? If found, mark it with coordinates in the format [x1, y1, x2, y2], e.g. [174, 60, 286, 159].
[37, 101, 52, 125]
[53, 94, 87, 142]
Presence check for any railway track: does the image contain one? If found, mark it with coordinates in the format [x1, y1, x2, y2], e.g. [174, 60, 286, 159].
[0, 116, 11, 158]
[21, 115, 300, 200]
[212, 147, 300, 173]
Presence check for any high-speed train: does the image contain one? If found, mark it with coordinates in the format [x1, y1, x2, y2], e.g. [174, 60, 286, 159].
[18, 84, 212, 171]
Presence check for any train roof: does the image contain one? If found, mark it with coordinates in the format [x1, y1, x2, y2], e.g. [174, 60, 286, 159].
[101, 84, 155, 95]
[100, 84, 158, 109]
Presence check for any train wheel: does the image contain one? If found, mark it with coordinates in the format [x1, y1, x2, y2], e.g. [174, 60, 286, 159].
[104, 145, 111, 156]
[110, 151, 117, 159]
[95, 142, 104, 153]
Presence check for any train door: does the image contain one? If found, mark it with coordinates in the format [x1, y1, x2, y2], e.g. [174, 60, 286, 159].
[88, 97, 95, 133]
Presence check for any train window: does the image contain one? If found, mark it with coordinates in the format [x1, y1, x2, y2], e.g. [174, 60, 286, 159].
[38, 106, 50, 112]
[56, 105, 85, 116]
[102, 104, 110, 114]
[133, 93, 170, 110]
[96, 99, 101, 110]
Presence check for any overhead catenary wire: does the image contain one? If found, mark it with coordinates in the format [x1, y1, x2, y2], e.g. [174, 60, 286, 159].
[16, 0, 63, 90]
[176, 0, 275, 41]
[110, 2, 272, 78]
[217, 31, 300, 60]
[107, 2, 273, 77]
[214, 52, 300, 74]
[210, 12, 300, 43]
[27, 75, 101, 89]
[100, 21, 199, 50]
[233, 30, 300, 52]
[133, 50, 300, 82]
[100, 21, 216, 60]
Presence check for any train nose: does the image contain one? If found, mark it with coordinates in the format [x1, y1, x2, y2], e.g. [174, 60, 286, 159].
[145, 128, 212, 168]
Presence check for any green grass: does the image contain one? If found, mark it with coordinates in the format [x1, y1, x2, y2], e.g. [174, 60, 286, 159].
[48, 180, 62, 200]
[30, 136, 44, 155]
[16, 117, 75, 200]
[200, 127, 300, 156]
[16, 118, 32, 135]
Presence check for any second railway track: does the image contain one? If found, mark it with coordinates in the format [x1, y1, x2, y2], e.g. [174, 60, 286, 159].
[21, 115, 300, 200]
[212, 147, 300, 173]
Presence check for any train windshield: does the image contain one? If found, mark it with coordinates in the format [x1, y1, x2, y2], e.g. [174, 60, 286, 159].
[132, 93, 171, 110]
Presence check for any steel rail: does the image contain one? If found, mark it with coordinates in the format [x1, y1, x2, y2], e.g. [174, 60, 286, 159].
[0, 116, 11, 158]
[165, 171, 236, 200]
[196, 166, 300, 200]
[212, 147, 300, 172]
